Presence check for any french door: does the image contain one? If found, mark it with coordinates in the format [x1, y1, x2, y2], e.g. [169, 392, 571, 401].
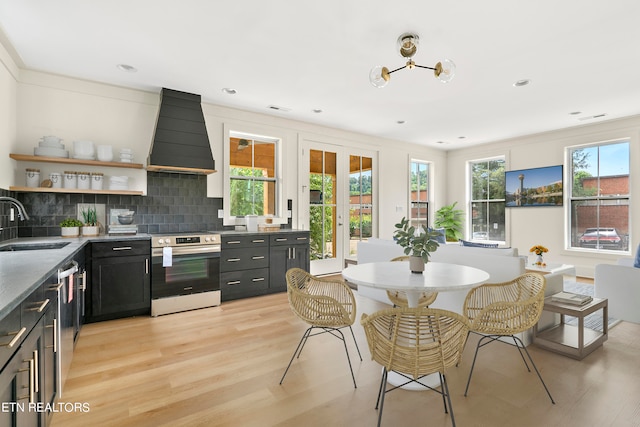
[300, 138, 375, 275]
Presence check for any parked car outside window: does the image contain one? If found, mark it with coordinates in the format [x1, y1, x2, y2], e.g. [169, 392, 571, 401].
[578, 227, 623, 250]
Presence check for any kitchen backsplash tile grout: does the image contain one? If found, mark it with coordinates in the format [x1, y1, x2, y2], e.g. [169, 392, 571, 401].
[3, 172, 292, 239]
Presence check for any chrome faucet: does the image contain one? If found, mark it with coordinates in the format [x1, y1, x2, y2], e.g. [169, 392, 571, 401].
[0, 196, 30, 221]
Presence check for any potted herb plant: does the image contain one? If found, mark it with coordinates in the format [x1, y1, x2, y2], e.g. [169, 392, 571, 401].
[434, 202, 465, 242]
[81, 207, 99, 236]
[60, 218, 83, 238]
[393, 217, 441, 273]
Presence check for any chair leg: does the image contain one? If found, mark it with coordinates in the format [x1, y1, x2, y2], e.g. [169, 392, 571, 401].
[511, 335, 531, 372]
[348, 326, 363, 361]
[441, 374, 457, 427]
[464, 334, 487, 396]
[376, 368, 388, 427]
[438, 372, 449, 414]
[337, 328, 358, 388]
[512, 336, 555, 404]
[279, 327, 312, 385]
[464, 333, 555, 404]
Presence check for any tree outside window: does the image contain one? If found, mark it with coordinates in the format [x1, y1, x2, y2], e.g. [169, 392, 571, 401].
[469, 158, 505, 242]
[229, 136, 277, 217]
[569, 140, 630, 251]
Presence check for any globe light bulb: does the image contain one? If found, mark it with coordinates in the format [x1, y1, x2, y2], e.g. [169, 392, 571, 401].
[369, 65, 390, 88]
[435, 59, 456, 83]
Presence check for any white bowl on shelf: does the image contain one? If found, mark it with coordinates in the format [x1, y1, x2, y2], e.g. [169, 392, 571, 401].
[97, 145, 114, 162]
[73, 140, 95, 158]
[41, 135, 63, 144]
[39, 140, 65, 149]
[34, 146, 69, 158]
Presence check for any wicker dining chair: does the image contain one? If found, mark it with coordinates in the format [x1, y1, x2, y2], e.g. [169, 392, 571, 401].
[386, 256, 438, 307]
[361, 307, 470, 427]
[462, 272, 555, 403]
[279, 268, 362, 388]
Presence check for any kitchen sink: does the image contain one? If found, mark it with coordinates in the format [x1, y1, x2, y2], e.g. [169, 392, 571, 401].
[0, 241, 71, 252]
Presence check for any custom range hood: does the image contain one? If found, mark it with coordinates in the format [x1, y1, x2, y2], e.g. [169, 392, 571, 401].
[147, 88, 216, 174]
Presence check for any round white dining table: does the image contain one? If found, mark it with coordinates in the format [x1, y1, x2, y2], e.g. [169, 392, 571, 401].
[343, 261, 490, 390]
[342, 261, 490, 308]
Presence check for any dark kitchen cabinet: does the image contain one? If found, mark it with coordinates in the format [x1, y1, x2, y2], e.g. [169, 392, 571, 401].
[88, 239, 150, 322]
[268, 232, 310, 293]
[0, 316, 46, 427]
[220, 234, 269, 301]
[218, 231, 310, 301]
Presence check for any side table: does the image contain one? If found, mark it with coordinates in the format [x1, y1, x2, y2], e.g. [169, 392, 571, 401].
[533, 296, 608, 360]
[525, 262, 576, 277]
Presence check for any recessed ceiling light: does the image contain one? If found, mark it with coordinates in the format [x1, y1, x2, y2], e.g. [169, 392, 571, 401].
[397, 120, 405, 124]
[267, 105, 291, 112]
[458, 136, 466, 139]
[313, 109, 323, 113]
[222, 88, 237, 95]
[116, 64, 137, 73]
[435, 141, 447, 144]
[569, 111, 581, 115]
[513, 79, 531, 87]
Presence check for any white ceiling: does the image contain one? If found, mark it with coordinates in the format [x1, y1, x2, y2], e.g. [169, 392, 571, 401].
[1, 0, 640, 150]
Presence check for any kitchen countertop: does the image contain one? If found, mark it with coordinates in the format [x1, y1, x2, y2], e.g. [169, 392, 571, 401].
[0, 234, 150, 320]
[217, 229, 309, 235]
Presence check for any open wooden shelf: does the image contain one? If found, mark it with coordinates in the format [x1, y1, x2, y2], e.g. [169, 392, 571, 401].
[10, 153, 144, 169]
[10, 186, 143, 196]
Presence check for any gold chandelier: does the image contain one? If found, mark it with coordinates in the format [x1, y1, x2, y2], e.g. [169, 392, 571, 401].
[369, 33, 456, 88]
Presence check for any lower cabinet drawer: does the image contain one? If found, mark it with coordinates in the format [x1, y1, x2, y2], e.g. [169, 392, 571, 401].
[0, 305, 23, 369]
[152, 281, 216, 299]
[221, 268, 269, 301]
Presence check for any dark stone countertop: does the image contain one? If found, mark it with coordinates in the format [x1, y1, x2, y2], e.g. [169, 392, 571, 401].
[216, 229, 309, 235]
[0, 234, 151, 320]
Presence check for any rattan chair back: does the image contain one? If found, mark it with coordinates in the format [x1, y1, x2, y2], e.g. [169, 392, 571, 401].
[285, 268, 357, 328]
[361, 307, 470, 379]
[463, 272, 546, 335]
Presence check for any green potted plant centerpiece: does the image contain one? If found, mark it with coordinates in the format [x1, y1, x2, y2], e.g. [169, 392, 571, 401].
[393, 217, 441, 273]
[81, 207, 99, 236]
[434, 202, 465, 242]
[60, 217, 83, 238]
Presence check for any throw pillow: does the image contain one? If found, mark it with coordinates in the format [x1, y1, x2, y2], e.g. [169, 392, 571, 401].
[459, 239, 499, 248]
[428, 227, 447, 244]
[634, 244, 640, 268]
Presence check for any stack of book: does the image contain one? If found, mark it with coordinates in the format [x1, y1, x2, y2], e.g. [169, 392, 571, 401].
[550, 291, 593, 305]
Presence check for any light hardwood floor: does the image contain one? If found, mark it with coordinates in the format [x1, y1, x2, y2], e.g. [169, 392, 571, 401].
[52, 287, 640, 427]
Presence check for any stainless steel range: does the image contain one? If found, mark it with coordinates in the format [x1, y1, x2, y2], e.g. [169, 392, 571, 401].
[150, 232, 221, 316]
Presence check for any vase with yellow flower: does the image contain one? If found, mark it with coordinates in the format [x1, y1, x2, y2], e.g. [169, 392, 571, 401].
[530, 245, 548, 266]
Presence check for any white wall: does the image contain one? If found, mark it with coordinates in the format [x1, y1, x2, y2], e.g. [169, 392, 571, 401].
[0, 39, 18, 187]
[447, 117, 640, 277]
[0, 43, 447, 234]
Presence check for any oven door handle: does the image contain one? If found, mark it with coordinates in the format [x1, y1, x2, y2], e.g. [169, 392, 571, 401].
[152, 246, 221, 257]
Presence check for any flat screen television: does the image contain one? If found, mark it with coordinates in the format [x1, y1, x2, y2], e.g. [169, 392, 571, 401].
[505, 165, 563, 207]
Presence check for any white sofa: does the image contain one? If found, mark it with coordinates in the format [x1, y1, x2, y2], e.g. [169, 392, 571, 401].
[594, 258, 640, 324]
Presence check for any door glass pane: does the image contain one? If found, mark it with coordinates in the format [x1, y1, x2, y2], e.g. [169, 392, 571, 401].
[349, 155, 373, 258]
[309, 149, 337, 261]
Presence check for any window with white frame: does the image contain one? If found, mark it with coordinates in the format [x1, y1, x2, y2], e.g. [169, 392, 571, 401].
[569, 140, 630, 252]
[469, 157, 506, 242]
[409, 160, 430, 228]
[226, 131, 281, 221]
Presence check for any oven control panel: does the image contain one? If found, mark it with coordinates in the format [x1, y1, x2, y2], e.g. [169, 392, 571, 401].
[152, 233, 221, 248]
